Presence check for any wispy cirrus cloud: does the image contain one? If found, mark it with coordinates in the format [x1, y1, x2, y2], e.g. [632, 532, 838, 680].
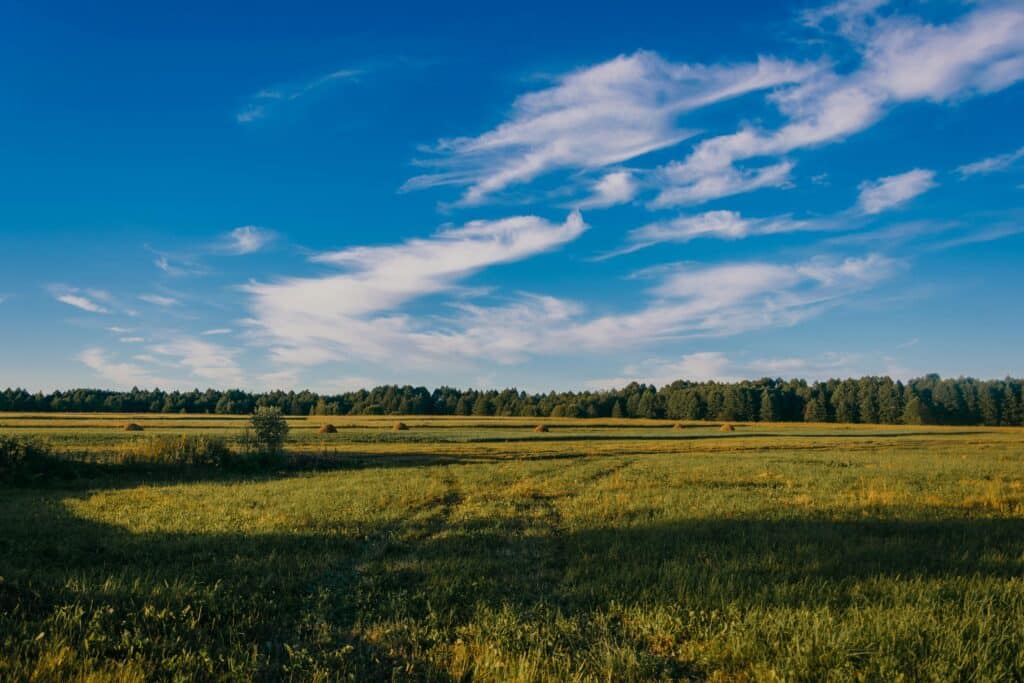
[403, 51, 815, 205]
[138, 294, 179, 307]
[575, 171, 639, 209]
[57, 294, 108, 314]
[78, 348, 183, 389]
[586, 346, 913, 389]
[243, 211, 588, 365]
[957, 145, 1024, 178]
[221, 226, 275, 255]
[650, 2, 1024, 206]
[237, 68, 362, 123]
[403, 3, 1024, 209]
[856, 169, 937, 214]
[51, 286, 111, 314]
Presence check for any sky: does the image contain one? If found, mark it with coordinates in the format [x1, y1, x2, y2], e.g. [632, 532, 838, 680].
[1, 0, 1023, 393]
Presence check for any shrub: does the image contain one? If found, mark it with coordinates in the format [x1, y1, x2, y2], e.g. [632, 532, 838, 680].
[123, 423, 144, 432]
[118, 435, 233, 467]
[251, 407, 289, 453]
[533, 424, 549, 433]
[0, 435, 52, 481]
[392, 422, 409, 431]
[318, 424, 337, 434]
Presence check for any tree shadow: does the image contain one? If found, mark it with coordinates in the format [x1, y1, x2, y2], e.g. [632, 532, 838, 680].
[3, 476, 1023, 679]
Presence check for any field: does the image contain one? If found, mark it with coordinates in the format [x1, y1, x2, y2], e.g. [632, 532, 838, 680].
[2, 413, 1024, 681]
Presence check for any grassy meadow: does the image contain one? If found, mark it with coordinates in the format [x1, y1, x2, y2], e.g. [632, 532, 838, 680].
[2, 413, 1024, 681]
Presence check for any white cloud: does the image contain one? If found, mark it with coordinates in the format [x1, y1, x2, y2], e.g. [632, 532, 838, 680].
[223, 226, 275, 255]
[610, 210, 812, 257]
[588, 347, 913, 389]
[957, 145, 1024, 178]
[576, 171, 639, 209]
[149, 337, 245, 387]
[856, 169, 937, 214]
[237, 68, 362, 123]
[78, 348, 183, 389]
[403, 51, 815, 205]
[201, 328, 232, 336]
[397, 253, 900, 366]
[586, 351, 736, 388]
[243, 211, 587, 366]
[55, 293, 109, 314]
[119, 337, 145, 343]
[929, 224, 1024, 251]
[652, 3, 1024, 205]
[139, 294, 180, 307]
[651, 160, 796, 207]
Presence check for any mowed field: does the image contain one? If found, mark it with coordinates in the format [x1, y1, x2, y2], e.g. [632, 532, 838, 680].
[2, 414, 1024, 681]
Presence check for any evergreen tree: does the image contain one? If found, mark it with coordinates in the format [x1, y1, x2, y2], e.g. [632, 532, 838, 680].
[902, 396, 932, 425]
[804, 395, 828, 422]
[610, 400, 624, 418]
[471, 395, 491, 416]
[759, 389, 779, 422]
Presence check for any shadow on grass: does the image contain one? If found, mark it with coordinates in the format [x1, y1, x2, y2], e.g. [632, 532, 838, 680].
[2, 469, 1023, 679]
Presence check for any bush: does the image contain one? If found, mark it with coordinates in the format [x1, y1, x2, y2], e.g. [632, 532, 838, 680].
[0, 435, 52, 481]
[117, 435, 233, 467]
[251, 407, 289, 453]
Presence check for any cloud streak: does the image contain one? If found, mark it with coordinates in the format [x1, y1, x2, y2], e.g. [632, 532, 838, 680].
[856, 169, 937, 214]
[404, 51, 815, 205]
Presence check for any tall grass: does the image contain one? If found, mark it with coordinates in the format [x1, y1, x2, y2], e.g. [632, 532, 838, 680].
[113, 434, 233, 467]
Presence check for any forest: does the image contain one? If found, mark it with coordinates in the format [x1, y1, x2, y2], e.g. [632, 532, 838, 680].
[1, 375, 1022, 425]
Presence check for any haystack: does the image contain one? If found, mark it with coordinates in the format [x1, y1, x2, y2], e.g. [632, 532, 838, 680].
[719, 423, 735, 432]
[392, 422, 409, 431]
[123, 423, 144, 432]
[318, 424, 337, 434]
[534, 424, 549, 433]
[672, 422, 684, 430]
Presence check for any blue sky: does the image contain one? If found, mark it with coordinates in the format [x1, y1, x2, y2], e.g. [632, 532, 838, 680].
[2, 0, 1023, 392]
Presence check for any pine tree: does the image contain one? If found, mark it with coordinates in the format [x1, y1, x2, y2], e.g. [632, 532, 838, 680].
[759, 389, 779, 422]
[471, 395, 491, 416]
[610, 400, 624, 418]
[804, 395, 828, 422]
[902, 396, 932, 425]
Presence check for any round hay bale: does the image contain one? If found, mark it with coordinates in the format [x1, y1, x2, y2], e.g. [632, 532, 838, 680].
[534, 424, 549, 433]
[123, 423, 144, 432]
[672, 422, 684, 430]
[719, 423, 735, 432]
[318, 424, 337, 434]
[392, 422, 409, 431]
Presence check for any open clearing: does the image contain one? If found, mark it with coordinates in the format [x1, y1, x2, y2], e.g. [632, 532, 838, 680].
[2, 414, 1024, 681]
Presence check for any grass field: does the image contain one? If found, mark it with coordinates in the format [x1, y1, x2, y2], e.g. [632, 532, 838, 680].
[2, 414, 1023, 681]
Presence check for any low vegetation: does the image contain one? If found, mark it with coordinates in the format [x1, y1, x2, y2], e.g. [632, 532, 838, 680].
[1, 414, 1023, 680]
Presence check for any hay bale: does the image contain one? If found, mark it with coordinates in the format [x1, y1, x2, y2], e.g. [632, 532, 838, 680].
[318, 424, 337, 434]
[719, 423, 735, 432]
[123, 423, 144, 432]
[672, 422, 684, 430]
[392, 422, 409, 431]
[533, 424, 549, 433]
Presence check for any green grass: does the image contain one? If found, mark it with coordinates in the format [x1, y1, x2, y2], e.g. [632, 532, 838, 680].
[2, 414, 1023, 681]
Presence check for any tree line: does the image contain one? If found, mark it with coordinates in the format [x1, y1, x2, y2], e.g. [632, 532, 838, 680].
[1, 375, 1022, 425]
